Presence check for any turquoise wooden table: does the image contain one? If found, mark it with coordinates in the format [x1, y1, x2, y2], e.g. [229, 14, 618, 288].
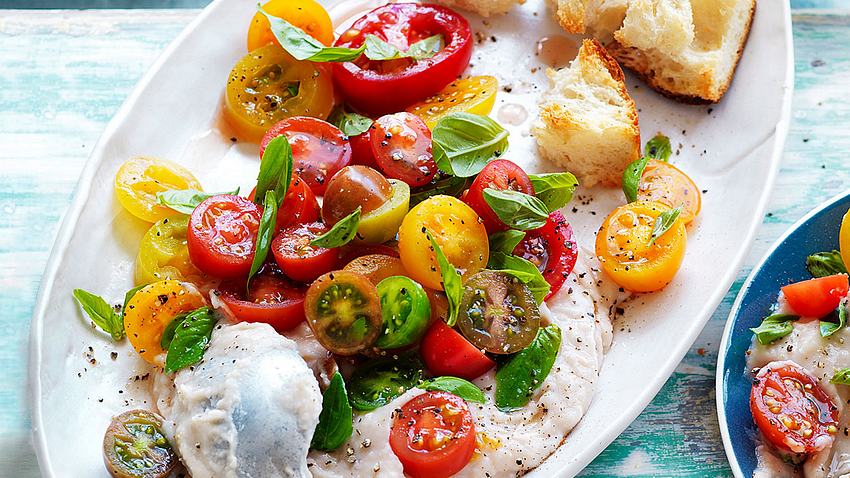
[1, 2, 849, 476]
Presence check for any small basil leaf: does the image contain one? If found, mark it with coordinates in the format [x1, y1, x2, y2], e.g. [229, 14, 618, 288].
[286, 82, 300, 98]
[807, 250, 848, 278]
[488, 252, 550, 304]
[528, 172, 579, 212]
[311, 372, 353, 451]
[164, 307, 217, 374]
[427, 231, 463, 327]
[645, 134, 672, 161]
[622, 156, 649, 203]
[362, 34, 442, 61]
[122, 283, 148, 318]
[409, 175, 471, 206]
[648, 206, 682, 245]
[420, 377, 486, 404]
[750, 314, 799, 345]
[821, 303, 847, 338]
[348, 353, 424, 411]
[488, 230, 526, 255]
[432, 112, 509, 177]
[404, 35, 443, 60]
[482, 188, 549, 231]
[248, 191, 278, 287]
[831, 368, 850, 385]
[260, 7, 365, 62]
[156, 188, 239, 215]
[254, 130, 293, 207]
[311, 207, 361, 248]
[160, 311, 190, 350]
[328, 107, 373, 137]
[73, 289, 124, 341]
[363, 34, 400, 59]
[495, 324, 561, 411]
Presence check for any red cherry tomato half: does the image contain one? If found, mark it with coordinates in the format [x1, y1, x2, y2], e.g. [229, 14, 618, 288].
[371, 113, 436, 188]
[513, 211, 578, 300]
[187, 194, 261, 279]
[332, 3, 473, 115]
[259, 116, 352, 195]
[751, 361, 839, 456]
[781, 274, 849, 318]
[218, 269, 306, 332]
[420, 320, 495, 381]
[271, 222, 338, 283]
[349, 131, 379, 169]
[463, 159, 534, 233]
[389, 391, 476, 478]
[248, 174, 320, 230]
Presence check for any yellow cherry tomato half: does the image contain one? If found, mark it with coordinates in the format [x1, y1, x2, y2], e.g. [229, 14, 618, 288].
[114, 156, 201, 223]
[398, 195, 488, 291]
[840, 209, 850, 271]
[135, 216, 205, 286]
[595, 201, 686, 293]
[247, 0, 335, 51]
[223, 44, 334, 143]
[636, 159, 702, 224]
[124, 280, 207, 365]
[406, 76, 498, 129]
[358, 180, 411, 244]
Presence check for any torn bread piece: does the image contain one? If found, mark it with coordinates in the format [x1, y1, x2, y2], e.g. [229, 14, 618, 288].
[436, 0, 525, 17]
[532, 39, 640, 188]
[547, 0, 628, 43]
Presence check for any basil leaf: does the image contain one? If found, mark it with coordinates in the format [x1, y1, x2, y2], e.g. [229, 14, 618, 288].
[160, 311, 190, 350]
[831, 368, 850, 385]
[122, 283, 147, 318]
[328, 107, 373, 137]
[750, 313, 799, 345]
[495, 324, 561, 411]
[648, 206, 682, 245]
[260, 7, 366, 62]
[164, 307, 217, 374]
[404, 35, 443, 60]
[73, 289, 124, 341]
[821, 303, 847, 338]
[427, 231, 462, 327]
[363, 34, 400, 59]
[488, 252, 550, 304]
[156, 187, 239, 215]
[363, 34, 442, 61]
[311, 208, 361, 248]
[248, 191, 278, 287]
[807, 250, 848, 278]
[645, 134, 672, 161]
[254, 134, 293, 207]
[488, 230, 526, 255]
[482, 188, 549, 231]
[432, 112, 509, 177]
[420, 376, 486, 404]
[409, 176, 471, 206]
[528, 172, 578, 212]
[348, 352, 424, 411]
[622, 156, 649, 203]
[311, 372, 353, 451]
[286, 82, 300, 98]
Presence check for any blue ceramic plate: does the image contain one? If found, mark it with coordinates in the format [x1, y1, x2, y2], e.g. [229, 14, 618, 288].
[717, 190, 850, 477]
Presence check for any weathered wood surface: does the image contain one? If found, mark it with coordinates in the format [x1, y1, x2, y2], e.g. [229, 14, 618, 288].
[1, 6, 849, 477]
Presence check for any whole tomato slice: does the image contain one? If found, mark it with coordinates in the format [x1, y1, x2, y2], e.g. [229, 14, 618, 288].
[248, 174, 320, 230]
[187, 194, 261, 279]
[781, 274, 849, 318]
[513, 211, 578, 300]
[217, 267, 306, 332]
[389, 391, 476, 478]
[332, 3, 473, 115]
[371, 113, 436, 188]
[420, 321, 495, 381]
[751, 361, 839, 456]
[271, 222, 338, 283]
[260, 117, 352, 195]
[462, 159, 535, 233]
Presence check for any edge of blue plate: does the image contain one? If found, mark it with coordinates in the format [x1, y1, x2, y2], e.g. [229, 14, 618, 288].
[717, 189, 850, 477]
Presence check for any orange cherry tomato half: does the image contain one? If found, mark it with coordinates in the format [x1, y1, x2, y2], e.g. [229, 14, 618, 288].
[637, 159, 702, 224]
[246, 0, 334, 51]
[187, 195, 261, 279]
[389, 391, 476, 478]
[781, 274, 849, 318]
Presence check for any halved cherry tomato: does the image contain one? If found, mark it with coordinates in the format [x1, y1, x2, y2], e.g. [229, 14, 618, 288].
[371, 113, 436, 188]
[135, 216, 206, 286]
[115, 157, 201, 223]
[350, 131, 378, 169]
[339, 242, 400, 264]
[124, 280, 206, 365]
[595, 201, 686, 292]
[246, 0, 334, 51]
[513, 211, 578, 300]
[248, 174, 320, 230]
[637, 159, 702, 224]
[343, 254, 408, 285]
[840, 209, 850, 272]
[305, 270, 383, 355]
[420, 321, 495, 380]
[398, 195, 489, 290]
[224, 45, 334, 143]
[781, 274, 849, 318]
[217, 267, 306, 332]
[271, 222, 338, 283]
[358, 180, 410, 244]
[332, 3, 473, 115]
[321, 165, 393, 225]
[406, 75, 498, 129]
[187, 195, 261, 279]
[259, 117, 351, 195]
[390, 391, 476, 478]
[375, 276, 431, 349]
[103, 409, 176, 478]
[462, 159, 534, 233]
[751, 361, 839, 456]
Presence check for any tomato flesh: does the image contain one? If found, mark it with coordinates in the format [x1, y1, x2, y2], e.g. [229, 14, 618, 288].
[781, 274, 848, 318]
[371, 113, 436, 188]
[218, 267, 306, 332]
[248, 174, 320, 230]
[420, 321, 495, 380]
[513, 211, 578, 300]
[390, 391, 476, 478]
[463, 159, 535, 233]
[187, 194, 262, 279]
[349, 131, 378, 169]
[271, 222, 338, 283]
